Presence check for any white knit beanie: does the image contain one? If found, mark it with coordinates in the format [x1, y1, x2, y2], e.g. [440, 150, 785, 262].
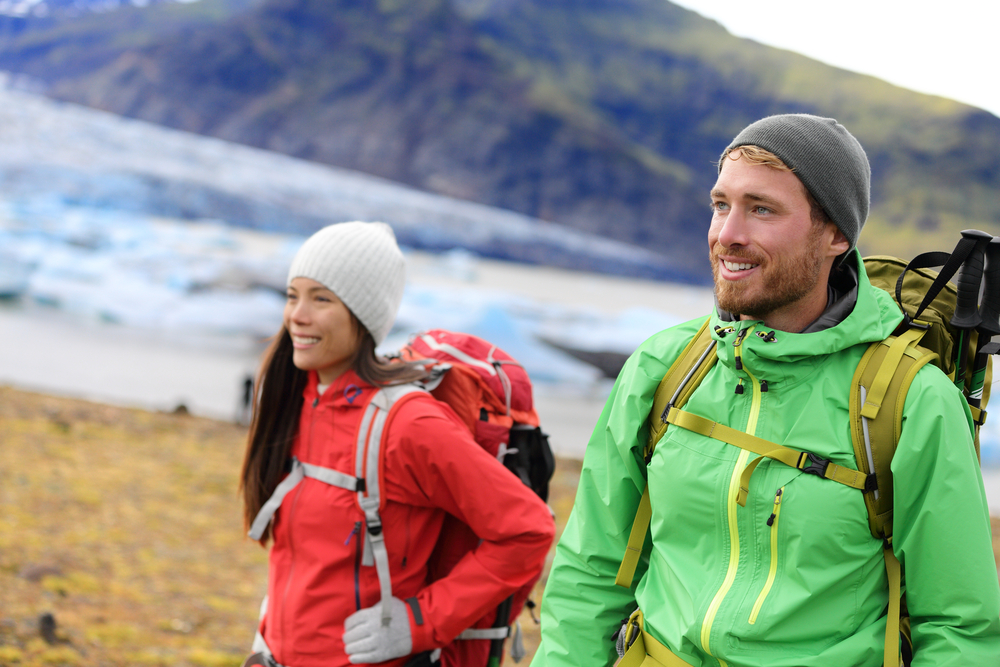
[286, 221, 405, 345]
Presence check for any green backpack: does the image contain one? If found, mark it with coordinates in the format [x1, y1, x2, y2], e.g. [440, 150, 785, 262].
[615, 239, 995, 667]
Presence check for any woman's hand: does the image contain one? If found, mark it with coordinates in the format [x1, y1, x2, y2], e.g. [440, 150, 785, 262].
[343, 597, 413, 664]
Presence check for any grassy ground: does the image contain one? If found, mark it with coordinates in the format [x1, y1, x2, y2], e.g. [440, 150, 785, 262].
[0, 385, 996, 667]
[0, 386, 582, 666]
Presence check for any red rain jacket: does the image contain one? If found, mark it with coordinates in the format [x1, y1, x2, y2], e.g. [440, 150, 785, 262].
[260, 369, 555, 667]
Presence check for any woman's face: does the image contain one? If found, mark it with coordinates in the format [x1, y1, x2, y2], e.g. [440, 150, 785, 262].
[283, 277, 361, 385]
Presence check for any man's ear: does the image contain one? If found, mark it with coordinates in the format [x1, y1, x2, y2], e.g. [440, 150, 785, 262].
[827, 224, 850, 258]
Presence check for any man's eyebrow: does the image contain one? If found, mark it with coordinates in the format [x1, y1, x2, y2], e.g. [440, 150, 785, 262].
[744, 192, 783, 208]
[710, 188, 783, 208]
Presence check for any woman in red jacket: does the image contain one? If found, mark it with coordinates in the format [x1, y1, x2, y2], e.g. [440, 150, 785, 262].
[240, 221, 554, 667]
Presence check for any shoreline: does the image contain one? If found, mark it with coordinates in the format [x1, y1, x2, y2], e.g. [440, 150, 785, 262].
[0, 301, 612, 460]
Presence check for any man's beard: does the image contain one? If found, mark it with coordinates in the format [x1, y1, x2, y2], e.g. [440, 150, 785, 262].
[710, 225, 827, 320]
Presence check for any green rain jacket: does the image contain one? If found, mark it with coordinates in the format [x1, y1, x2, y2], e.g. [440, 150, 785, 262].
[532, 253, 1000, 667]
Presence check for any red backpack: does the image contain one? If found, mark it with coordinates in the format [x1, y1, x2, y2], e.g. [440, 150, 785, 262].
[396, 330, 555, 666]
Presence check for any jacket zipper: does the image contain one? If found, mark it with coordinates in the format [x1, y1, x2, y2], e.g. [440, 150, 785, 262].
[749, 487, 784, 624]
[701, 326, 759, 659]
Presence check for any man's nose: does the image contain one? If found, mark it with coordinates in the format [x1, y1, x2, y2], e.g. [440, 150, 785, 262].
[716, 208, 750, 249]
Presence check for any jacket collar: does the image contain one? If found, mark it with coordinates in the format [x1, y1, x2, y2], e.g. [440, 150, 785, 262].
[303, 368, 373, 408]
[709, 250, 904, 387]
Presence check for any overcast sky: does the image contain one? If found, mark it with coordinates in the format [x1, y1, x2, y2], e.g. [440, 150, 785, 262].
[670, 0, 1000, 119]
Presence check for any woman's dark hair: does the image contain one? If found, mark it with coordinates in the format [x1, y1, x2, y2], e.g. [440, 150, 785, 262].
[240, 313, 429, 544]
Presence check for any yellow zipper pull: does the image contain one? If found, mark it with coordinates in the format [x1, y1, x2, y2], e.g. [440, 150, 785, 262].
[766, 488, 783, 526]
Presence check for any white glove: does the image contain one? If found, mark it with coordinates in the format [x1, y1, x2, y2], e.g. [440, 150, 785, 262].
[342, 597, 413, 664]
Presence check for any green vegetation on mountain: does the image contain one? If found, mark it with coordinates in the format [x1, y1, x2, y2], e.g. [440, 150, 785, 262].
[0, 0, 259, 78]
[1, 0, 998, 281]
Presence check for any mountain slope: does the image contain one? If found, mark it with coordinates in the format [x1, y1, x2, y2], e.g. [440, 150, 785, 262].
[39, 0, 709, 275]
[462, 0, 1000, 253]
[2, 0, 999, 281]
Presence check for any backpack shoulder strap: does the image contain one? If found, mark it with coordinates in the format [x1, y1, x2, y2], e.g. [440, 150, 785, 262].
[356, 383, 426, 625]
[646, 317, 719, 457]
[615, 317, 717, 588]
[848, 327, 935, 667]
[356, 384, 426, 512]
[849, 326, 934, 542]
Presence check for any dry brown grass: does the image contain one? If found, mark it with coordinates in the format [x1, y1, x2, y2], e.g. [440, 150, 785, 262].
[0, 386, 582, 666]
[0, 386, 270, 666]
[0, 386, 996, 666]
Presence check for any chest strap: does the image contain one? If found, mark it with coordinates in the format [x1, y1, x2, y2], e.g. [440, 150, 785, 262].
[615, 406, 875, 589]
[663, 406, 874, 506]
[248, 457, 364, 540]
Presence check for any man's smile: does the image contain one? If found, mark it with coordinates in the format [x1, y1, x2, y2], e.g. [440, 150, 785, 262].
[722, 259, 760, 272]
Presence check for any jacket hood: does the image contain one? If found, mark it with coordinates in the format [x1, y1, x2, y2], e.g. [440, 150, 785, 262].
[709, 250, 904, 387]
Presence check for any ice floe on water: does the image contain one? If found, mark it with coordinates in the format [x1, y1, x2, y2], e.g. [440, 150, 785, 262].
[0, 203, 680, 387]
[2, 205, 289, 337]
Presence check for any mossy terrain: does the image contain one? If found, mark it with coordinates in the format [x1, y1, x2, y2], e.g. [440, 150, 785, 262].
[0, 384, 996, 666]
[0, 387, 270, 666]
[0, 386, 582, 666]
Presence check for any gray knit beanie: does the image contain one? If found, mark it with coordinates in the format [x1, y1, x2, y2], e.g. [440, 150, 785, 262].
[719, 114, 870, 254]
[287, 221, 405, 345]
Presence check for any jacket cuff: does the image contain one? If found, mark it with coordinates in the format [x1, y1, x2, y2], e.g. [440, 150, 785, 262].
[406, 596, 437, 653]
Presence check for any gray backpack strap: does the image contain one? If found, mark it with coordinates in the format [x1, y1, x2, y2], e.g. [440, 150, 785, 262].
[248, 458, 306, 540]
[355, 384, 426, 626]
[301, 461, 363, 491]
[457, 627, 510, 640]
[248, 457, 364, 541]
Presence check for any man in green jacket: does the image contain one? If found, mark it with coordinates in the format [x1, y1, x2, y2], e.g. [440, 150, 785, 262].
[530, 114, 1000, 667]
